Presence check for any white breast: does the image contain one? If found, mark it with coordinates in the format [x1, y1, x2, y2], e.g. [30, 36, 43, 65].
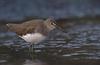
[20, 33, 46, 44]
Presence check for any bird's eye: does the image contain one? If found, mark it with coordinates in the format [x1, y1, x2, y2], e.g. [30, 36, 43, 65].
[51, 22, 56, 25]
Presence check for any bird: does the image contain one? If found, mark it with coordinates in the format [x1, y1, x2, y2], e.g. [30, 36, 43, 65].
[6, 18, 57, 45]
[6, 18, 58, 58]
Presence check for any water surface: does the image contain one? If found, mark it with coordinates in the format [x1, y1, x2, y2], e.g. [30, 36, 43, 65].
[0, 23, 100, 65]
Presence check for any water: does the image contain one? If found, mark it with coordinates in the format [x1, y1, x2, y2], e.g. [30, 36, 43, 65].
[0, 23, 100, 65]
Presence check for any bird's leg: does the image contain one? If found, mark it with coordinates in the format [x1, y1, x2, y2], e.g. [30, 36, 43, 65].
[28, 43, 33, 59]
[31, 44, 34, 53]
[28, 44, 31, 58]
[28, 43, 36, 60]
[31, 44, 34, 60]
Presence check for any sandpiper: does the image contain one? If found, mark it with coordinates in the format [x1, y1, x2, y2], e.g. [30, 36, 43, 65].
[6, 18, 57, 44]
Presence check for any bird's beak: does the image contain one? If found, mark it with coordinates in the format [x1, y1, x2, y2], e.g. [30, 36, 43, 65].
[55, 25, 67, 33]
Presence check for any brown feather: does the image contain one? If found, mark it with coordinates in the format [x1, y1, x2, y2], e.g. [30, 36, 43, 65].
[6, 18, 56, 36]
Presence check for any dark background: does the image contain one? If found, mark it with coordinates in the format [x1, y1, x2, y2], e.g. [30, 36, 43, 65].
[0, 0, 100, 21]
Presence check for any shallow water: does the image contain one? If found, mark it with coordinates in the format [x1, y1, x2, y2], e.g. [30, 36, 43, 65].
[0, 23, 100, 65]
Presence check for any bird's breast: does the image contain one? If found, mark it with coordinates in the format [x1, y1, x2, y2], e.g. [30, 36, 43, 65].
[20, 33, 46, 44]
